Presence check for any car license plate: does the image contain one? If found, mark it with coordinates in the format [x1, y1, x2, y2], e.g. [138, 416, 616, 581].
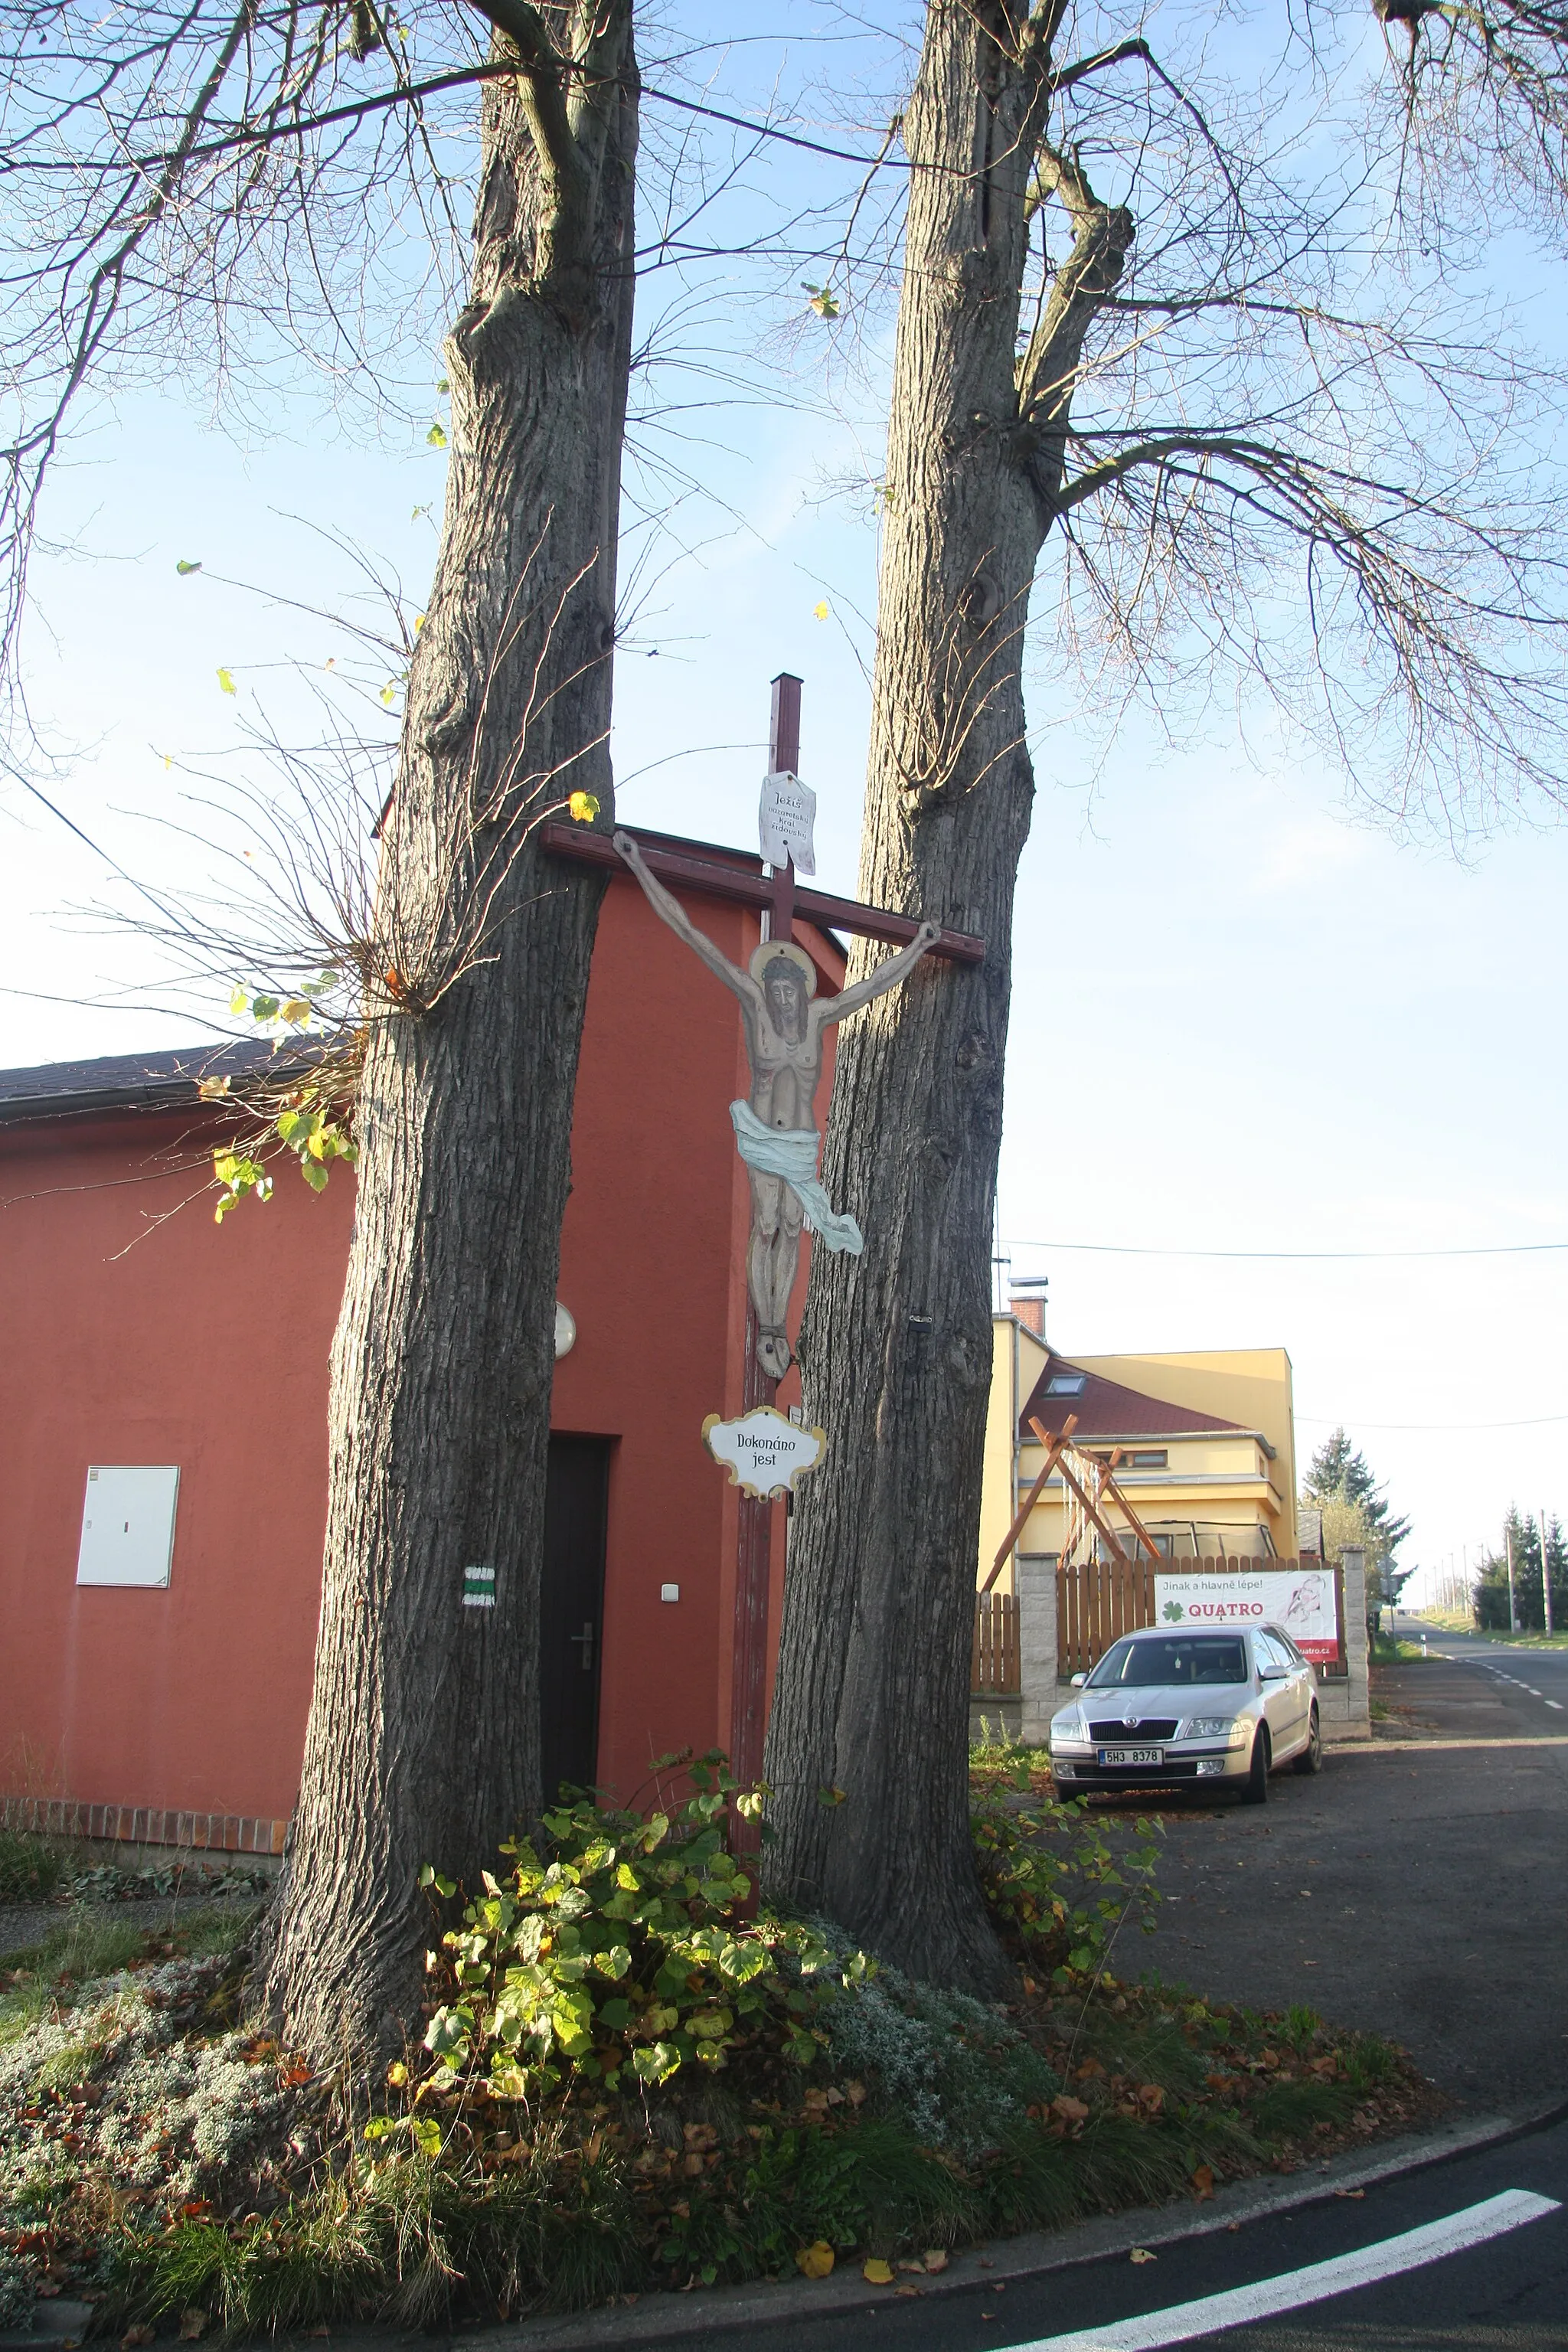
[1097, 1746, 1163, 1766]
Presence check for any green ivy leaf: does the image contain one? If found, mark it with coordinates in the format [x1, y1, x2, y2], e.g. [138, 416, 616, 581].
[630, 2040, 680, 2086]
[175, 559, 202, 576]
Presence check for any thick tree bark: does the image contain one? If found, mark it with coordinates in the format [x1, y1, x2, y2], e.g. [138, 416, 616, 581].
[262, 4, 639, 2066]
[764, 0, 1130, 1993]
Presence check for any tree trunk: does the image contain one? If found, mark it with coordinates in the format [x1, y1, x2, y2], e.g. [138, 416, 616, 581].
[262, 3, 639, 2066]
[764, 0, 1129, 1994]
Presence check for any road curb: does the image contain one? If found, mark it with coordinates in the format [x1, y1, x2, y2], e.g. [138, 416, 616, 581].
[4, 2107, 1561, 2352]
[421, 2101, 1566, 2352]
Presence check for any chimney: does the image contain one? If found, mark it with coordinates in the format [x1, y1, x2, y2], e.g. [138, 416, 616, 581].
[1009, 1278, 1047, 1338]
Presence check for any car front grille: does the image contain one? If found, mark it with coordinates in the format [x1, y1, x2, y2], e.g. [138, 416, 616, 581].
[1088, 1718, 1179, 1741]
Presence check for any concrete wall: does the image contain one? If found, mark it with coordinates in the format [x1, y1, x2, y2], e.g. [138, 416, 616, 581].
[1321, 1548, 1371, 1741]
[1017, 1556, 1060, 1746]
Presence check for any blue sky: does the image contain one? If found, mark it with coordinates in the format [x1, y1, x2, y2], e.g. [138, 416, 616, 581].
[5, 4, 1566, 1591]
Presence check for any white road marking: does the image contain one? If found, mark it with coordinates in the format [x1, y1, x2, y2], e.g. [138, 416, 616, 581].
[1004, 2190, 1561, 2352]
[1548, 1700, 1563, 1711]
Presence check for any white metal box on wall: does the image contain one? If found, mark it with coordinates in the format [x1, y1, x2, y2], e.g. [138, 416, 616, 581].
[75, 1465, 180, 1588]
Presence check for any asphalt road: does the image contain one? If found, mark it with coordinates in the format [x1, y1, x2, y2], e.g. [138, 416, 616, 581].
[626, 2112, 1568, 2352]
[1099, 1612, 1568, 2114]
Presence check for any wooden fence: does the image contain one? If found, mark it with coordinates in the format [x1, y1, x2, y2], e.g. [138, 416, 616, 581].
[971, 1591, 1020, 1695]
[975, 1559, 1348, 1691]
[1056, 1551, 1160, 1679]
[1054, 1556, 1348, 1680]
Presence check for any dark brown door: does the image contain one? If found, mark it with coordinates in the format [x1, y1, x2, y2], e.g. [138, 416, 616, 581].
[540, 1435, 610, 1803]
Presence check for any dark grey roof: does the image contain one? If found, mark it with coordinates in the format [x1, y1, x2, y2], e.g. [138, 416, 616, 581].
[0, 1037, 289, 1125]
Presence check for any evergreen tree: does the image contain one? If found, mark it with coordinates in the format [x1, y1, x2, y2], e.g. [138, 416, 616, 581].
[1302, 1429, 1412, 1557]
[1474, 1505, 1558, 1632]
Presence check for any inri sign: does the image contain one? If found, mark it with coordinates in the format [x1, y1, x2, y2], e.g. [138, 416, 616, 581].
[702, 1405, 825, 1500]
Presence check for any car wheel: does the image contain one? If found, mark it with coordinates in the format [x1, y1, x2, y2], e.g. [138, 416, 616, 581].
[1292, 1704, 1324, 1775]
[1240, 1726, 1271, 1805]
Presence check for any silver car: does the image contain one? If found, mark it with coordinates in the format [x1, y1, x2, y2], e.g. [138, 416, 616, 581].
[1048, 1623, 1323, 1802]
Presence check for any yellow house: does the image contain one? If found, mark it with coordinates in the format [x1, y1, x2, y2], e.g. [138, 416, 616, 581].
[979, 1306, 1298, 1594]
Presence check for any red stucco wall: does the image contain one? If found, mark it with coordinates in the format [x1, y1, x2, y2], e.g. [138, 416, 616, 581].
[0, 1102, 351, 1821]
[0, 864, 841, 1826]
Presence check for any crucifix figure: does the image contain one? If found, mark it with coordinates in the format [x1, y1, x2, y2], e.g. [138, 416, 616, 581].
[612, 828, 939, 1378]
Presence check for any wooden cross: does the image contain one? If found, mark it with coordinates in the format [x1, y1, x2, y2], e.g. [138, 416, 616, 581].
[763, 669, 802, 946]
[541, 680, 985, 1805]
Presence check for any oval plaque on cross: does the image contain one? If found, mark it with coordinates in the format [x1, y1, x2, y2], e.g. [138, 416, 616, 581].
[702, 1404, 825, 1499]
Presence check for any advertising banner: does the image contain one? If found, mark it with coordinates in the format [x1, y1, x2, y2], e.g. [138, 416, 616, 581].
[1154, 1566, 1340, 1663]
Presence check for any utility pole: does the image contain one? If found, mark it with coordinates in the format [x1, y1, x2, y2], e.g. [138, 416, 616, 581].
[1541, 1509, 1554, 1636]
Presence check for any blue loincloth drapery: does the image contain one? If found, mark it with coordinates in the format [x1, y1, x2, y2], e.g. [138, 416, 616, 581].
[729, 1099, 864, 1255]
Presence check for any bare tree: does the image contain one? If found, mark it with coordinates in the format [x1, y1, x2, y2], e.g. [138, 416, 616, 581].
[1364, 0, 1568, 219]
[763, 0, 1568, 1991]
[1, 0, 640, 2061]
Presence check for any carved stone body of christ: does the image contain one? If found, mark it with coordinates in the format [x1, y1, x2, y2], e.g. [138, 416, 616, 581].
[613, 831, 940, 1378]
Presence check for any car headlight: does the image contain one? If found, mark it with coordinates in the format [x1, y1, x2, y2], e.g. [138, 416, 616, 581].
[1181, 1717, 1250, 1745]
[1050, 1711, 1087, 1743]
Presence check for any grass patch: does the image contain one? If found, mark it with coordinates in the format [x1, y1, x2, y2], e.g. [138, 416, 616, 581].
[0, 1782, 1436, 2337]
[1467, 1627, 1568, 1649]
[0, 1830, 70, 1906]
[0, 1826, 272, 1916]
[970, 1726, 1053, 1786]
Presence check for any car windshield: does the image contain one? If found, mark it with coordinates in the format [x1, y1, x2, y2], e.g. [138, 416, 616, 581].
[1087, 1635, 1250, 1688]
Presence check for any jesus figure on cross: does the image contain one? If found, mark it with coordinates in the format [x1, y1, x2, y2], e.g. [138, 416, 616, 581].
[612, 830, 940, 1379]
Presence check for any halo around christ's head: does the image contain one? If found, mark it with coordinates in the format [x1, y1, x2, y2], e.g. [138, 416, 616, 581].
[749, 939, 818, 997]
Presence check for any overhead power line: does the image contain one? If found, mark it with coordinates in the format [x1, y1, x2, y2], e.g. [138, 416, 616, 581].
[1296, 1413, 1568, 1432]
[1004, 1235, 1568, 1263]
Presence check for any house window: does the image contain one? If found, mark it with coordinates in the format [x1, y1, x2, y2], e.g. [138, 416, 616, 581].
[1044, 1372, 1086, 1396]
[1120, 1449, 1168, 1470]
[76, 1466, 180, 1589]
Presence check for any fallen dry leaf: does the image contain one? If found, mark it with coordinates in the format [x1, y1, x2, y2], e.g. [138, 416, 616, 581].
[178, 2311, 208, 2341]
[1191, 2165, 1215, 2200]
[795, 2241, 835, 2280]
[863, 2259, 895, 2285]
[121, 2330, 155, 2349]
[923, 2249, 949, 2273]
[1129, 2248, 1158, 2265]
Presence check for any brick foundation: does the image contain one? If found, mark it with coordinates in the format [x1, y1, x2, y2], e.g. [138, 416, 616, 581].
[2, 1793, 286, 1856]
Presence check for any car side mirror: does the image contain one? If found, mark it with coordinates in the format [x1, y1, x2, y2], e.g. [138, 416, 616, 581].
[1259, 1665, 1285, 1681]
[1070, 1672, 1086, 1687]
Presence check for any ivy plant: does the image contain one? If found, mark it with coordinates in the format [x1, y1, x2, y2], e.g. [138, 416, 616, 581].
[408, 1761, 866, 2114]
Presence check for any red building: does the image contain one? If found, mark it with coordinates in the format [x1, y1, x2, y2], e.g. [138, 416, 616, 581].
[0, 831, 846, 1854]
